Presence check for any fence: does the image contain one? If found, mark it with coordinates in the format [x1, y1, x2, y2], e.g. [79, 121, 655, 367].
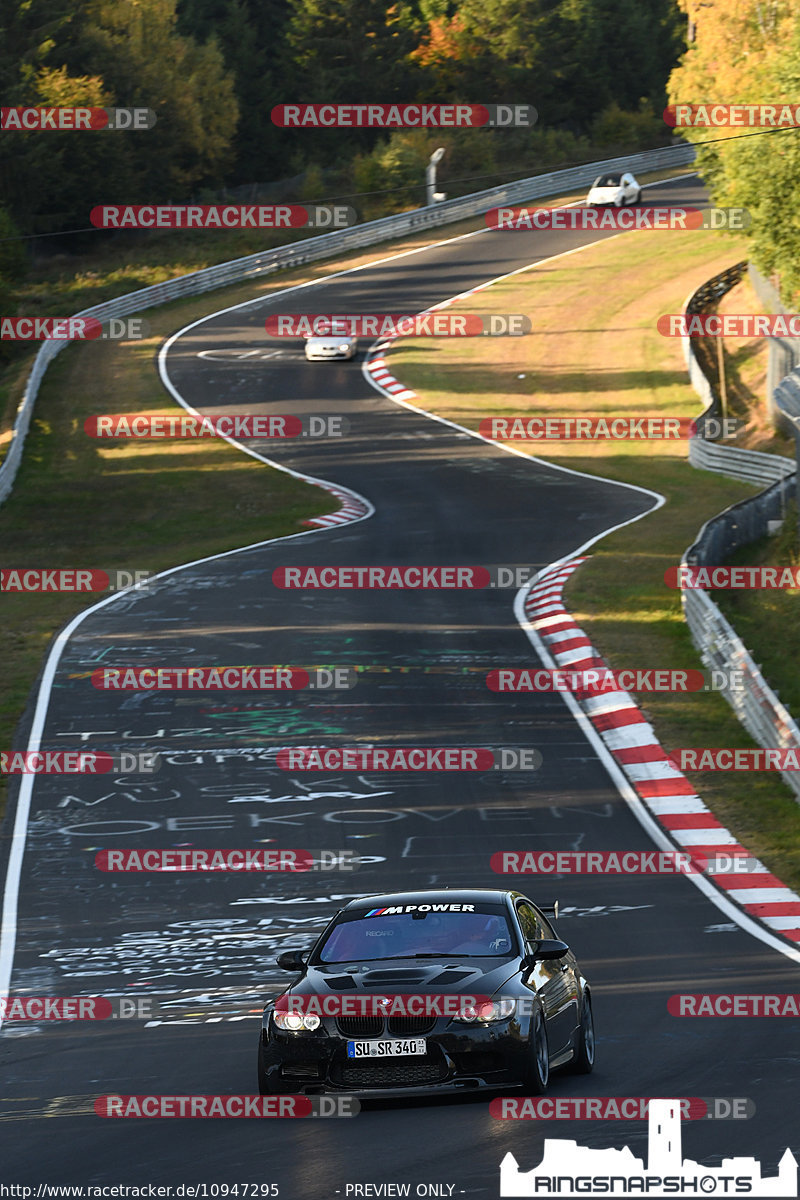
[683, 263, 795, 485]
[681, 266, 800, 799]
[0, 141, 696, 506]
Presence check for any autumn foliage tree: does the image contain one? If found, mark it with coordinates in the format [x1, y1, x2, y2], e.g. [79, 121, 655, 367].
[668, 0, 800, 301]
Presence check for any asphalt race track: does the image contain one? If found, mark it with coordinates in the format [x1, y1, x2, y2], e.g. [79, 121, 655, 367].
[1, 175, 798, 1194]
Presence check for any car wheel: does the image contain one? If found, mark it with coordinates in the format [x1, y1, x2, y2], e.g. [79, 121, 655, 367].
[569, 994, 595, 1074]
[258, 1035, 279, 1095]
[521, 1004, 550, 1094]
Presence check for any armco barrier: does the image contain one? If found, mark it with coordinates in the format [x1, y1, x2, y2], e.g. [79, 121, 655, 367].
[0, 142, 695, 507]
[683, 263, 795, 485]
[680, 266, 800, 800]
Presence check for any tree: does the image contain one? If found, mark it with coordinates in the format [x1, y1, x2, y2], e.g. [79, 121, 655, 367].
[668, 1, 800, 300]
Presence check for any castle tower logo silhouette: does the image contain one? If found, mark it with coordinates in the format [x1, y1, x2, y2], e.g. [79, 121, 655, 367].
[500, 1099, 797, 1197]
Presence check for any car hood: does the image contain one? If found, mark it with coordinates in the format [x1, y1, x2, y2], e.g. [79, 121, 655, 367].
[306, 335, 355, 348]
[273, 957, 521, 1004]
[587, 186, 621, 201]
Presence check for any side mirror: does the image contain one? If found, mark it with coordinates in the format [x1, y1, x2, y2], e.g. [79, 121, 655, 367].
[524, 939, 570, 965]
[276, 951, 307, 971]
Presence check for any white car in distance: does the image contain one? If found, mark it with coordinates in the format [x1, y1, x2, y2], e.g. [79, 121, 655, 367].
[304, 333, 359, 360]
[585, 171, 642, 207]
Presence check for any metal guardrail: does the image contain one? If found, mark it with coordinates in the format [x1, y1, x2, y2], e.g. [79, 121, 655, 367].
[0, 141, 696, 506]
[683, 263, 795, 485]
[682, 476, 800, 800]
[681, 266, 800, 800]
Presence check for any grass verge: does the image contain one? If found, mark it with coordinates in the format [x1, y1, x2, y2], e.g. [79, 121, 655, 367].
[0, 163, 699, 821]
[386, 226, 800, 892]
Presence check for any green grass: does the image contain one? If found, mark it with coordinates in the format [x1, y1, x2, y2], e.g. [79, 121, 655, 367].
[0, 293, 339, 818]
[387, 225, 800, 892]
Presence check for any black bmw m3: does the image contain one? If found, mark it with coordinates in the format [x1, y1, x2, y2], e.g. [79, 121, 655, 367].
[257, 888, 594, 1098]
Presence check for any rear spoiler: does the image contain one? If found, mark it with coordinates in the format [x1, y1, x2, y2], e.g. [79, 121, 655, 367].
[541, 901, 559, 920]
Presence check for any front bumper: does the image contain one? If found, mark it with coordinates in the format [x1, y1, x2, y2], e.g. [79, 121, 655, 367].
[260, 1017, 531, 1097]
[305, 346, 355, 360]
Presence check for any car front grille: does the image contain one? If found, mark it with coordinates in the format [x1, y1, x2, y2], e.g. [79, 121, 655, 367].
[336, 1060, 449, 1088]
[386, 1014, 437, 1036]
[335, 1015, 384, 1039]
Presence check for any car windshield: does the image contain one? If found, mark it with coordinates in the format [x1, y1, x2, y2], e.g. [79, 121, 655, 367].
[592, 174, 621, 187]
[315, 908, 517, 963]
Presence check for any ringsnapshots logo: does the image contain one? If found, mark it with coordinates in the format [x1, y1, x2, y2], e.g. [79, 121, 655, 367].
[0, 107, 156, 130]
[83, 414, 348, 439]
[665, 103, 800, 128]
[90, 205, 355, 230]
[95, 848, 359, 872]
[90, 666, 357, 690]
[265, 314, 531, 337]
[498, 1098, 796, 1197]
[276, 747, 542, 771]
[1, 567, 151, 593]
[271, 103, 537, 128]
[0, 750, 159, 775]
[486, 206, 750, 232]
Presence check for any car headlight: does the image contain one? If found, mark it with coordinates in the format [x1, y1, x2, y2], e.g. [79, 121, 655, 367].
[272, 1010, 321, 1032]
[338, 343, 350, 353]
[453, 999, 516, 1024]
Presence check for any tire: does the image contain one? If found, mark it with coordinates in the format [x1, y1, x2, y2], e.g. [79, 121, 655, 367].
[258, 1035, 279, 1095]
[521, 1004, 550, 1094]
[569, 994, 595, 1074]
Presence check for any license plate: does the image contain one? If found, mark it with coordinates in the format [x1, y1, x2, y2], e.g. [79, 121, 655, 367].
[346, 1038, 426, 1058]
